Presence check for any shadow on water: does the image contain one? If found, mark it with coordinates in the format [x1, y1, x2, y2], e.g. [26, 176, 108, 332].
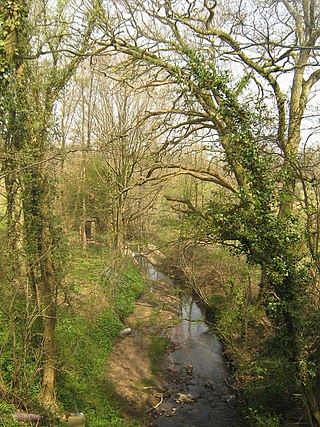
[136, 254, 243, 427]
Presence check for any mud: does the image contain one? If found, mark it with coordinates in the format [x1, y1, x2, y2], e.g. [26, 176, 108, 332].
[106, 256, 244, 426]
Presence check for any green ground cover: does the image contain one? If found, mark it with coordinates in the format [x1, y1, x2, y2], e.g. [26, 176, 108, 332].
[56, 245, 145, 426]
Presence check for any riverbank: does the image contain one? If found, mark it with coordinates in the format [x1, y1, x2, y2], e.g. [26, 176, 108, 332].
[106, 267, 179, 425]
[106, 256, 244, 426]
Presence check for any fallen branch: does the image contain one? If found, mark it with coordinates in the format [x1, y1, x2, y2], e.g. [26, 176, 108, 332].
[145, 392, 164, 413]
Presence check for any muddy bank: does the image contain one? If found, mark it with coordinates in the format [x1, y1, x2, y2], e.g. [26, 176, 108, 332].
[106, 276, 179, 424]
[106, 257, 243, 426]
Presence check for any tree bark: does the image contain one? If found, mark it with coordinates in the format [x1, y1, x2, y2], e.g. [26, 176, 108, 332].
[39, 216, 57, 409]
[302, 381, 320, 427]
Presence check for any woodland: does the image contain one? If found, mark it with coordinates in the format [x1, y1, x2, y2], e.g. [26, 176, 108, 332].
[1, 0, 320, 426]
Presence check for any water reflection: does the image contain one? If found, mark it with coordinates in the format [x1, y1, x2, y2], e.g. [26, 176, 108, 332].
[135, 253, 242, 426]
[134, 253, 168, 282]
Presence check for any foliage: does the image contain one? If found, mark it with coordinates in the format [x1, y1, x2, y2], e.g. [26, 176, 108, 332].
[246, 408, 281, 427]
[210, 285, 261, 344]
[0, 273, 43, 403]
[56, 309, 124, 426]
[56, 245, 145, 426]
[0, 0, 28, 81]
[101, 266, 145, 319]
[242, 355, 297, 417]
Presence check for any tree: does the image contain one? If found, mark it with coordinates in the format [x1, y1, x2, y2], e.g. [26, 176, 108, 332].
[98, 0, 320, 423]
[92, 73, 162, 250]
[61, 60, 165, 251]
[0, 0, 101, 409]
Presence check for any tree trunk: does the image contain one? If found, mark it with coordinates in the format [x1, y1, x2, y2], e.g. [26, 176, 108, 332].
[21, 165, 58, 409]
[5, 172, 21, 257]
[302, 381, 320, 427]
[80, 151, 87, 250]
[115, 197, 125, 253]
[38, 183, 58, 409]
[40, 293, 57, 409]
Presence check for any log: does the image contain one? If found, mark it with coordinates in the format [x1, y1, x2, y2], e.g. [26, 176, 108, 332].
[13, 413, 41, 422]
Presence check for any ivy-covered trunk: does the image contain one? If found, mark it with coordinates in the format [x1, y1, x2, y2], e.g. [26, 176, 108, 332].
[21, 155, 59, 409]
[4, 164, 21, 261]
[1, 0, 98, 411]
[1, 1, 61, 401]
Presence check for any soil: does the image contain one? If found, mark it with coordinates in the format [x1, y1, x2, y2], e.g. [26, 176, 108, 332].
[106, 279, 180, 425]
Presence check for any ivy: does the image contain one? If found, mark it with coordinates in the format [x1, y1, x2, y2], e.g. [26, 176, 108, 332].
[0, 0, 26, 72]
[183, 61, 311, 361]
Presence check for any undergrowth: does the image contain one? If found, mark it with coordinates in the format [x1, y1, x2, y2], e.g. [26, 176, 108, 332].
[56, 244, 144, 426]
[166, 242, 303, 426]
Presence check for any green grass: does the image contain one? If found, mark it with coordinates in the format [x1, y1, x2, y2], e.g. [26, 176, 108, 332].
[0, 401, 19, 427]
[66, 246, 108, 284]
[148, 336, 170, 375]
[57, 245, 145, 426]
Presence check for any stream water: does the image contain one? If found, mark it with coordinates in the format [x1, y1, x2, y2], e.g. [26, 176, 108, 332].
[137, 255, 243, 427]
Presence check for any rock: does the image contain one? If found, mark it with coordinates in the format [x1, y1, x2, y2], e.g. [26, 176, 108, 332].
[61, 414, 86, 426]
[176, 393, 195, 403]
[186, 364, 193, 375]
[139, 244, 166, 266]
[118, 328, 132, 336]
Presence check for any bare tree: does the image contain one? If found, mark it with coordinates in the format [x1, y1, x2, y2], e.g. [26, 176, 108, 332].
[97, 0, 320, 423]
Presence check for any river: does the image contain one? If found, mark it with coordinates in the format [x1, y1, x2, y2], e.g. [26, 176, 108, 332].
[137, 255, 243, 427]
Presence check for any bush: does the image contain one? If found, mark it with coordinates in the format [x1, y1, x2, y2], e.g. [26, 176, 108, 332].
[207, 293, 226, 319]
[240, 354, 298, 427]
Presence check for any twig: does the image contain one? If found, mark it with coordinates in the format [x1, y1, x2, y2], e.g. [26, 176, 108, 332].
[145, 392, 164, 413]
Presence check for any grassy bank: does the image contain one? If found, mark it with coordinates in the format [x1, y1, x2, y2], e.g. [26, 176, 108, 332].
[56, 244, 145, 427]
